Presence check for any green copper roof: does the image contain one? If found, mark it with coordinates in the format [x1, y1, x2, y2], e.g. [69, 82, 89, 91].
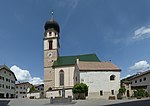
[53, 54, 100, 67]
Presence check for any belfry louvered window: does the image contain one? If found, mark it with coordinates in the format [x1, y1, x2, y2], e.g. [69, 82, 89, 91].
[49, 40, 52, 50]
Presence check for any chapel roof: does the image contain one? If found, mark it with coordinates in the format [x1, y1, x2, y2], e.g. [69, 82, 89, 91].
[77, 61, 121, 71]
[53, 54, 100, 67]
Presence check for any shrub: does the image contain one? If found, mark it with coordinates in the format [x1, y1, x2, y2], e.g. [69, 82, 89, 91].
[72, 83, 88, 94]
[119, 86, 126, 95]
[134, 89, 149, 98]
[73, 83, 88, 100]
[145, 91, 149, 97]
[29, 86, 39, 93]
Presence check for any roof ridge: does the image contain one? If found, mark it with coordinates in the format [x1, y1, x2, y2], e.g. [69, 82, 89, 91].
[59, 53, 96, 58]
[79, 61, 100, 63]
[16, 82, 32, 85]
[79, 61, 113, 63]
[0, 64, 9, 68]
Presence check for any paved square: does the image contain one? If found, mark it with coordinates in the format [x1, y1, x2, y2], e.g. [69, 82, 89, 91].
[0, 98, 148, 106]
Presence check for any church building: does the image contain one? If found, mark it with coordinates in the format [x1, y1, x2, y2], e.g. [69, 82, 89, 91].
[44, 13, 121, 99]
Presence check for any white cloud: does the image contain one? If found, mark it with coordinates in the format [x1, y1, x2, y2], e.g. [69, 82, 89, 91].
[29, 77, 43, 85]
[10, 65, 32, 82]
[129, 60, 150, 71]
[10, 65, 43, 85]
[133, 25, 150, 40]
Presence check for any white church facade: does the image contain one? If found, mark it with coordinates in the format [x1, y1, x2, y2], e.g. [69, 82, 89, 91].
[74, 61, 121, 99]
[43, 14, 121, 99]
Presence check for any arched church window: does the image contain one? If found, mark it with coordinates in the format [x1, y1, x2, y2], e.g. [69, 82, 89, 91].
[110, 75, 115, 81]
[49, 40, 53, 50]
[59, 70, 64, 86]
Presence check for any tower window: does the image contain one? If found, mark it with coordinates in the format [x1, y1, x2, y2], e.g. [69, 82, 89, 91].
[49, 40, 53, 50]
[59, 70, 64, 86]
[49, 32, 52, 36]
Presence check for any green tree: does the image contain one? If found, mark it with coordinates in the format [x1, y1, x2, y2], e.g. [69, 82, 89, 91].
[119, 86, 126, 95]
[29, 85, 36, 93]
[73, 83, 88, 94]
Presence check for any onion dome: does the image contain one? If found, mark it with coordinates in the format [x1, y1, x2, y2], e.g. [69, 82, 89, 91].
[44, 12, 60, 33]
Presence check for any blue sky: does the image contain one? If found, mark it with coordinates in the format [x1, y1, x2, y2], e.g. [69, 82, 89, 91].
[0, 0, 150, 83]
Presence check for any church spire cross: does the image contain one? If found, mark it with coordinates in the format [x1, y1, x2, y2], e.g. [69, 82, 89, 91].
[51, 11, 54, 20]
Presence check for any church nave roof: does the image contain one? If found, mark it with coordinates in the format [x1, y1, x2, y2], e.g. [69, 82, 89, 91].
[53, 54, 100, 67]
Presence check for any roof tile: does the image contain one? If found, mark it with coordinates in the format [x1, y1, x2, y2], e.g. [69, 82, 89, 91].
[77, 61, 121, 71]
[53, 54, 100, 67]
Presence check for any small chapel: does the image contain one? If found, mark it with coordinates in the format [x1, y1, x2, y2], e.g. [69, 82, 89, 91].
[44, 13, 121, 99]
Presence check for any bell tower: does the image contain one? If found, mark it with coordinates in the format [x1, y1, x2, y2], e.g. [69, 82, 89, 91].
[44, 12, 60, 93]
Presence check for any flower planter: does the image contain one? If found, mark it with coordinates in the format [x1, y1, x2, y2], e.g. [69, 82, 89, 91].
[73, 93, 79, 100]
[137, 96, 141, 99]
[109, 96, 116, 100]
[79, 93, 86, 99]
[117, 93, 123, 100]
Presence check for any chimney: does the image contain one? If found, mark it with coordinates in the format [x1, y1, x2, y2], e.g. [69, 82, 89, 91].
[137, 72, 142, 75]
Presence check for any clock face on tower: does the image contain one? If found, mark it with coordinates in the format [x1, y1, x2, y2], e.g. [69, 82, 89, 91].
[47, 51, 53, 59]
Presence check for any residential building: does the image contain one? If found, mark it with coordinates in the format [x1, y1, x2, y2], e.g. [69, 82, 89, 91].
[121, 80, 132, 97]
[34, 84, 44, 97]
[0, 65, 17, 98]
[122, 70, 150, 97]
[27, 84, 44, 99]
[15, 82, 32, 98]
[27, 91, 41, 99]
